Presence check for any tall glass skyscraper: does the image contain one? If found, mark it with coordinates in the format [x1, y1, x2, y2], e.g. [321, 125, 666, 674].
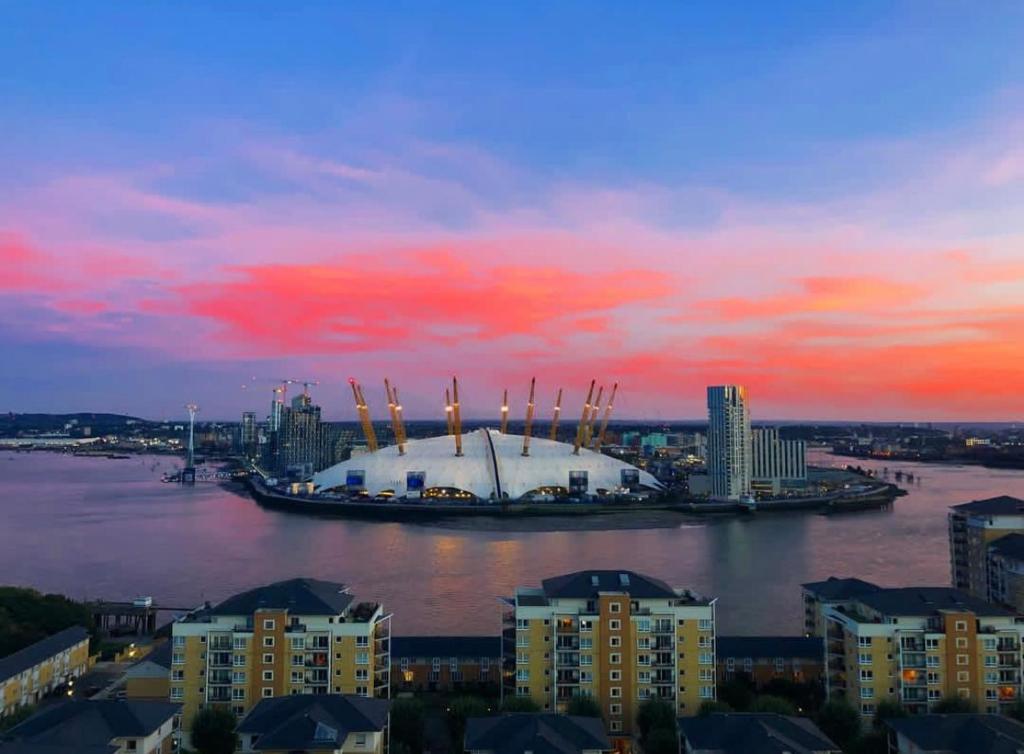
[707, 385, 752, 500]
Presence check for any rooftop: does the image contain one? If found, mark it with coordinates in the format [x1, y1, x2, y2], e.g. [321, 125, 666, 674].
[391, 636, 501, 660]
[717, 636, 824, 661]
[679, 713, 840, 754]
[203, 578, 356, 618]
[990, 533, 1024, 562]
[886, 714, 1024, 753]
[854, 587, 1014, 618]
[951, 495, 1024, 515]
[801, 577, 881, 601]
[3, 700, 180, 746]
[464, 714, 612, 754]
[0, 626, 89, 684]
[237, 694, 390, 750]
[539, 570, 694, 600]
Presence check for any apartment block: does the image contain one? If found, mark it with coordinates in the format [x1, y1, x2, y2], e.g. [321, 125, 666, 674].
[502, 570, 716, 741]
[948, 495, 1024, 599]
[0, 626, 90, 717]
[989, 533, 1024, 613]
[750, 427, 807, 496]
[170, 578, 390, 734]
[814, 583, 1024, 717]
[801, 577, 881, 637]
[391, 636, 500, 695]
[716, 636, 825, 688]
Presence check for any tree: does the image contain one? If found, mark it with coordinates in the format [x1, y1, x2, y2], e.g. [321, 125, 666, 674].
[446, 696, 489, 754]
[643, 726, 679, 754]
[500, 696, 541, 713]
[636, 697, 677, 744]
[872, 699, 907, 731]
[750, 695, 797, 715]
[815, 699, 861, 751]
[0, 587, 96, 656]
[565, 695, 602, 717]
[1005, 699, 1024, 722]
[0, 704, 37, 732]
[190, 707, 238, 754]
[389, 698, 425, 754]
[848, 729, 889, 754]
[697, 700, 733, 716]
[717, 677, 755, 711]
[932, 696, 975, 713]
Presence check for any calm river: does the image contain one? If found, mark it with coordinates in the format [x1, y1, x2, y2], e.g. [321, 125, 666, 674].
[2, 450, 1023, 636]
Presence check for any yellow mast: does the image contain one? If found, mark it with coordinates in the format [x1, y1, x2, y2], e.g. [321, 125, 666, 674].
[452, 376, 463, 457]
[573, 379, 596, 455]
[393, 386, 408, 446]
[521, 377, 536, 456]
[549, 388, 563, 441]
[444, 387, 454, 435]
[384, 378, 405, 455]
[349, 379, 378, 452]
[584, 384, 604, 448]
[500, 388, 510, 434]
[593, 382, 618, 452]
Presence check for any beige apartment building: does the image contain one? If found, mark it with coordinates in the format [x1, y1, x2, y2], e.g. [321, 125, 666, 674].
[502, 570, 716, 742]
[948, 495, 1024, 600]
[170, 578, 390, 734]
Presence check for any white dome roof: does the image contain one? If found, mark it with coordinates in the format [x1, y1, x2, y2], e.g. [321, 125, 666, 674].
[312, 428, 661, 500]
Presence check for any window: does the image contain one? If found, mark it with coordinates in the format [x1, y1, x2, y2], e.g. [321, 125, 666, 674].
[636, 637, 649, 650]
[861, 703, 875, 715]
[956, 654, 969, 666]
[699, 653, 713, 665]
[609, 636, 621, 648]
[858, 637, 872, 648]
[356, 651, 369, 665]
[637, 618, 651, 632]
[173, 636, 185, 647]
[355, 733, 367, 748]
[927, 671, 940, 685]
[610, 602, 621, 614]
[638, 687, 651, 700]
[172, 653, 184, 666]
[580, 638, 593, 650]
[610, 686, 622, 698]
[233, 637, 247, 650]
[262, 670, 274, 681]
[698, 636, 713, 648]
[986, 671, 998, 684]
[955, 620, 967, 632]
[957, 671, 970, 682]
[263, 619, 275, 631]
[292, 654, 303, 667]
[860, 669, 873, 681]
[263, 653, 274, 664]
[699, 619, 713, 631]
[987, 688, 999, 700]
[579, 619, 593, 632]
[609, 653, 621, 665]
[263, 636, 275, 648]
[610, 670, 621, 682]
[232, 688, 245, 700]
[928, 688, 942, 700]
[638, 670, 651, 683]
[699, 686, 714, 699]
[774, 657, 784, 672]
[262, 687, 273, 698]
[516, 635, 529, 648]
[860, 687, 874, 699]
[610, 703, 622, 715]
[581, 655, 593, 666]
[983, 637, 997, 650]
[609, 620, 621, 631]
[290, 637, 304, 650]
[725, 657, 735, 671]
[516, 619, 529, 630]
[926, 656, 940, 668]
[291, 671, 302, 683]
[231, 671, 245, 683]
[356, 669, 368, 681]
[356, 636, 369, 647]
[858, 653, 872, 665]
[580, 671, 593, 684]
[743, 658, 752, 671]
[172, 670, 184, 681]
[985, 655, 997, 667]
[355, 685, 368, 696]
[170, 687, 183, 701]
[699, 668, 714, 681]
[609, 721, 623, 733]
[955, 637, 968, 649]
[925, 638, 940, 650]
[517, 686, 530, 697]
[516, 669, 530, 682]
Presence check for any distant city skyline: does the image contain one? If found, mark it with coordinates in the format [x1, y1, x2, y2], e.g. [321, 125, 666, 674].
[2, 4, 1024, 420]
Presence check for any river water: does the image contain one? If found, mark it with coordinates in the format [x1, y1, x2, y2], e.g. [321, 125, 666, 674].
[2, 450, 1023, 636]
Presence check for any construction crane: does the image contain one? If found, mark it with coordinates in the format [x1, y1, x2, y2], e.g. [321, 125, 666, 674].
[500, 389, 510, 434]
[299, 380, 320, 398]
[452, 376, 464, 457]
[384, 378, 406, 455]
[549, 388, 563, 441]
[444, 388, 454, 436]
[573, 379, 596, 455]
[348, 378, 378, 452]
[593, 382, 618, 453]
[521, 377, 537, 456]
[583, 385, 604, 448]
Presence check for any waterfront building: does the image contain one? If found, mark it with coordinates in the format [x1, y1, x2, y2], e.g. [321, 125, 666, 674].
[501, 570, 716, 742]
[0, 626, 90, 717]
[170, 578, 390, 734]
[716, 636, 824, 689]
[1, 699, 180, 754]
[679, 713, 840, 754]
[124, 642, 172, 701]
[988, 533, 1024, 613]
[751, 428, 807, 496]
[810, 582, 1024, 717]
[236, 694, 390, 754]
[465, 713, 613, 754]
[706, 386, 751, 500]
[801, 577, 881, 637]
[240, 411, 258, 460]
[948, 495, 1024, 600]
[884, 713, 1024, 753]
[391, 635, 500, 695]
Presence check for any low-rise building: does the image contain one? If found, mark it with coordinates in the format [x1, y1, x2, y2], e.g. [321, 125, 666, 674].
[124, 642, 172, 701]
[716, 636, 825, 688]
[502, 570, 716, 743]
[817, 584, 1024, 717]
[679, 712, 840, 754]
[465, 713, 613, 754]
[885, 713, 1024, 753]
[1, 699, 179, 754]
[391, 636, 500, 694]
[948, 495, 1024, 599]
[170, 578, 390, 734]
[0, 626, 90, 717]
[801, 577, 880, 637]
[236, 693, 390, 754]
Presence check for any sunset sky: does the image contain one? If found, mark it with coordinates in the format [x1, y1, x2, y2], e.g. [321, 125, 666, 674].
[3, 3, 1024, 421]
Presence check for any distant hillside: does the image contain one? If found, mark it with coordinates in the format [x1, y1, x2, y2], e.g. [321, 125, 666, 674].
[0, 412, 160, 436]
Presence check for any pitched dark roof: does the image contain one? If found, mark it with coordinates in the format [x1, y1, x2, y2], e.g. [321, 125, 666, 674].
[210, 578, 354, 616]
[0, 744, 116, 754]
[856, 587, 1013, 617]
[391, 636, 501, 660]
[465, 714, 612, 754]
[951, 495, 1024, 515]
[990, 533, 1024, 562]
[679, 713, 840, 754]
[801, 577, 881, 600]
[237, 694, 389, 750]
[717, 636, 824, 661]
[886, 714, 1024, 753]
[4, 700, 180, 745]
[0, 626, 90, 684]
[540, 571, 681, 600]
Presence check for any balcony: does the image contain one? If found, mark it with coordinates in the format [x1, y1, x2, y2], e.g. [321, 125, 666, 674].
[901, 688, 928, 702]
[208, 670, 232, 685]
[901, 653, 927, 670]
[208, 688, 231, 702]
[209, 638, 233, 651]
[556, 618, 579, 634]
[652, 621, 673, 634]
[304, 670, 328, 684]
[208, 652, 232, 668]
[901, 669, 927, 688]
[556, 670, 580, 684]
[556, 637, 580, 650]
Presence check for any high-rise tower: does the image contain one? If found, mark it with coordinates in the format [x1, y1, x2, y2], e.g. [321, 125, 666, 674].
[706, 385, 751, 500]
